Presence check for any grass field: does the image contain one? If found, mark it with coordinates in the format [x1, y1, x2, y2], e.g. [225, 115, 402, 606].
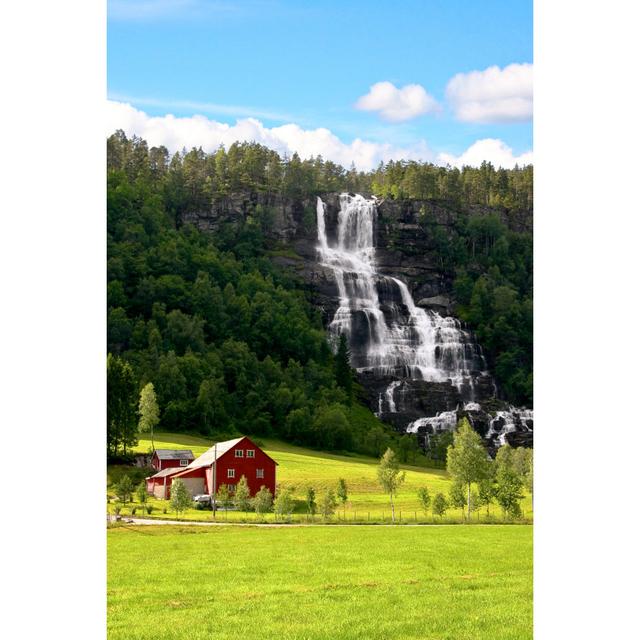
[108, 524, 532, 640]
[107, 432, 533, 523]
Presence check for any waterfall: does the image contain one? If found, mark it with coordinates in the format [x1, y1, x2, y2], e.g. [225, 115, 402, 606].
[315, 193, 532, 444]
[316, 194, 485, 393]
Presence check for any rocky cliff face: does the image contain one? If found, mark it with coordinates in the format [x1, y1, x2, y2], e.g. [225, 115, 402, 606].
[182, 191, 533, 451]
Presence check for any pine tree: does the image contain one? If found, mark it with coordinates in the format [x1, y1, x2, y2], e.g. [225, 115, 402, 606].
[107, 354, 138, 457]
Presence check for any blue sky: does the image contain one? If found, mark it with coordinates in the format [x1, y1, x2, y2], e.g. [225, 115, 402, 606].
[107, 0, 533, 169]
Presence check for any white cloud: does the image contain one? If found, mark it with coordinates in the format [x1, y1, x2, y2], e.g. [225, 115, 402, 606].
[107, 100, 435, 170]
[107, 101, 531, 170]
[355, 81, 440, 122]
[446, 63, 533, 123]
[437, 139, 533, 169]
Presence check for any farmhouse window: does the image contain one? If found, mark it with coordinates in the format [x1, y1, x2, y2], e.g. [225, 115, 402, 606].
[256, 468, 264, 479]
[246, 450, 255, 458]
[235, 449, 244, 458]
[227, 484, 236, 492]
[180, 459, 188, 466]
[227, 468, 235, 478]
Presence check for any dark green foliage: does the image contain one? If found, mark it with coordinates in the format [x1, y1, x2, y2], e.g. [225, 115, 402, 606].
[427, 431, 454, 462]
[114, 475, 133, 504]
[106, 132, 408, 456]
[107, 354, 138, 457]
[107, 131, 532, 458]
[334, 334, 353, 402]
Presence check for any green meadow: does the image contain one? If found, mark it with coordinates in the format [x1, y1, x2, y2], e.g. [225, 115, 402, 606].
[107, 432, 533, 523]
[108, 524, 532, 640]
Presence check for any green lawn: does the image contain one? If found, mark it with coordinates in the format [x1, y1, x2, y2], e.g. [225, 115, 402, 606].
[108, 524, 532, 640]
[112, 432, 532, 523]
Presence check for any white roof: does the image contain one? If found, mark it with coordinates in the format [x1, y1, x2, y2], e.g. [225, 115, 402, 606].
[185, 437, 245, 469]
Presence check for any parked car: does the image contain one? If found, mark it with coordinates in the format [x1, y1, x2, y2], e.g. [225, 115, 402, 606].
[193, 494, 212, 506]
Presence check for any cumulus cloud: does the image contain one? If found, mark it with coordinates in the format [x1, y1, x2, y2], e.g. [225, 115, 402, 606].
[107, 101, 531, 170]
[355, 81, 440, 122]
[437, 138, 533, 169]
[446, 63, 533, 124]
[107, 100, 435, 170]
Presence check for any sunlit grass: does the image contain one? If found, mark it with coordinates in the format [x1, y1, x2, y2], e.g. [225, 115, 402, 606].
[107, 524, 532, 640]
[111, 432, 532, 523]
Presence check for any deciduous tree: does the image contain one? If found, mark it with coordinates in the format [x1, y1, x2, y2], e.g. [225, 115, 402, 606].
[377, 448, 406, 522]
[138, 382, 160, 451]
[446, 418, 491, 520]
[251, 486, 273, 517]
[432, 493, 448, 519]
[234, 475, 251, 512]
[170, 479, 191, 515]
[417, 487, 431, 515]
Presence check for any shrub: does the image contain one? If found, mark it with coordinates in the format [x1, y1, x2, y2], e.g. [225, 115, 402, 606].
[113, 503, 122, 515]
[145, 504, 153, 514]
[162, 507, 167, 514]
[131, 506, 137, 515]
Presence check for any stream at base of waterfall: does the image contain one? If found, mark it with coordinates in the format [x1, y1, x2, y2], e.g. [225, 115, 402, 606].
[316, 193, 532, 449]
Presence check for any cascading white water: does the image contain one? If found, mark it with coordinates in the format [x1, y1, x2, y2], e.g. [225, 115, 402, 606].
[315, 193, 532, 445]
[316, 194, 484, 394]
[486, 409, 534, 446]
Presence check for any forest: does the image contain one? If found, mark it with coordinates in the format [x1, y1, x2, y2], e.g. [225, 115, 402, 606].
[107, 131, 532, 459]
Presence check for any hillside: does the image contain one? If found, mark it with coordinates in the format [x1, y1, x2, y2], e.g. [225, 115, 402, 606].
[107, 432, 533, 522]
[107, 132, 532, 460]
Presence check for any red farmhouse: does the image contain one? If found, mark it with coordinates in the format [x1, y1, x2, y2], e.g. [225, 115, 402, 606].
[147, 436, 277, 500]
[150, 449, 195, 471]
[172, 436, 277, 498]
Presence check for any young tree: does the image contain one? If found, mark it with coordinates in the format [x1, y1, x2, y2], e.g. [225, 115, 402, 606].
[469, 488, 480, 521]
[170, 479, 191, 515]
[377, 448, 406, 522]
[449, 482, 467, 521]
[495, 444, 524, 520]
[477, 477, 496, 517]
[432, 492, 448, 519]
[135, 480, 148, 505]
[336, 478, 348, 517]
[115, 475, 133, 504]
[274, 486, 295, 521]
[234, 475, 251, 512]
[216, 484, 231, 511]
[305, 487, 317, 516]
[319, 489, 338, 521]
[335, 333, 353, 402]
[138, 382, 160, 452]
[251, 485, 273, 518]
[417, 487, 431, 515]
[513, 447, 534, 503]
[446, 417, 491, 520]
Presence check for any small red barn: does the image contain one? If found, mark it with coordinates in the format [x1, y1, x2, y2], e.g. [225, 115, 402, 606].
[150, 449, 195, 471]
[170, 436, 277, 499]
[146, 467, 183, 499]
